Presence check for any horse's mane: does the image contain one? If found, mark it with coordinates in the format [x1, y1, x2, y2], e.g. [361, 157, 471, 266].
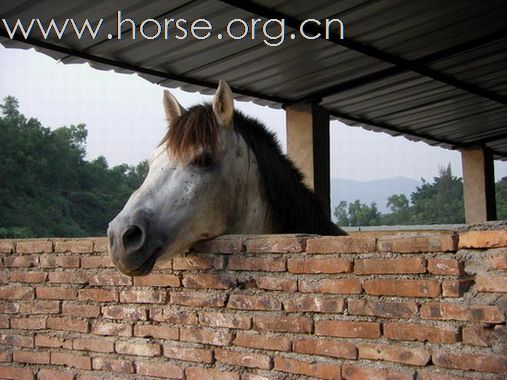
[163, 104, 345, 235]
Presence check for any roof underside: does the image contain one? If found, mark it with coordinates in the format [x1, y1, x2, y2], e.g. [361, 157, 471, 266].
[1, 0, 507, 158]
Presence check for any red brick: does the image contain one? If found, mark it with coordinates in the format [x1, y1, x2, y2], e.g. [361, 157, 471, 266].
[234, 331, 291, 351]
[284, 295, 345, 313]
[0, 317, 8, 328]
[475, 274, 507, 293]
[93, 237, 108, 253]
[40, 255, 79, 268]
[442, 279, 473, 297]
[358, 343, 430, 366]
[0, 366, 34, 380]
[0, 334, 33, 348]
[459, 230, 507, 249]
[354, 257, 425, 274]
[35, 334, 71, 349]
[245, 236, 304, 253]
[255, 276, 297, 292]
[427, 258, 463, 275]
[115, 341, 161, 356]
[163, 344, 213, 363]
[378, 234, 457, 253]
[80, 256, 114, 268]
[136, 360, 183, 379]
[315, 320, 380, 339]
[417, 370, 476, 380]
[462, 325, 506, 347]
[185, 367, 239, 380]
[4, 255, 38, 267]
[134, 323, 179, 340]
[293, 337, 357, 359]
[133, 274, 180, 287]
[342, 365, 414, 380]
[182, 273, 235, 289]
[37, 368, 74, 380]
[227, 294, 281, 310]
[36, 287, 76, 300]
[170, 290, 226, 307]
[73, 338, 115, 353]
[54, 239, 93, 253]
[16, 240, 52, 253]
[91, 321, 132, 336]
[433, 351, 507, 373]
[78, 288, 118, 302]
[0, 302, 20, 313]
[194, 235, 244, 253]
[0, 286, 33, 300]
[489, 250, 507, 270]
[61, 303, 99, 318]
[150, 309, 198, 325]
[307, 236, 376, 254]
[420, 302, 504, 323]
[48, 272, 88, 284]
[0, 240, 14, 253]
[120, 289, 167, 304]
[228, 256, 286, 271]
[51, 352, 91, 370]
[13, 350, 50, 364]
[0, 351, 11, 362]
[216, 348, 272, 369]
[9, 271, 47, 283]
[199, 311, 250, 329]
[253, 315, 312, 333]
[299, 278, 362, 294]
[384, 322, 459, 343]
[180, 327, 232, 346]
[88, 272, 131, 286]
[288, 257, 352, 273]
[91, 357, 134, 373]
[102, 305, 147, 321]
[19, 300, 60, 314]
[364, 279, 440, 297]
[348, 299, 418, 318]
[47, 317, 88, 332]
[172, 255, 214, 270]
[11, 317, 46, 330]
[274, 356, 341, 379]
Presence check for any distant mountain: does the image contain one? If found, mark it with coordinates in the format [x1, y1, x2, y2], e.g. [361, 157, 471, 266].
[331, 177, 421, 214]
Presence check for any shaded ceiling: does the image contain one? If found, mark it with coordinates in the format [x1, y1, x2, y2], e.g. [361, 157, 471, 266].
[1, 0, 506, 157]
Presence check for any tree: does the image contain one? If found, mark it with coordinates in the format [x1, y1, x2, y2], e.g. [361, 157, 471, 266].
[496, 177, 507, 219]
[410, 164, 464, 224]
[334, 200, 380, 227]
[382, 194, 411, 225]
[0, 96, 147, 238]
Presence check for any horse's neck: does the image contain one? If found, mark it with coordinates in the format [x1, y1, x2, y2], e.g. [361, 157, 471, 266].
[227, 137, 273, 234]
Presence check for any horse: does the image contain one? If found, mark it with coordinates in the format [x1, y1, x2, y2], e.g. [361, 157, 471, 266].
[108, 81, 346, 276]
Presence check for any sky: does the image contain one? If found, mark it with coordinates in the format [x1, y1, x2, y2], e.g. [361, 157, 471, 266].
[1, 44, 506, 182]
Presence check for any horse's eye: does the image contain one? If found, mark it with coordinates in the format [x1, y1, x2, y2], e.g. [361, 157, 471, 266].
[191, 153, 214, 168]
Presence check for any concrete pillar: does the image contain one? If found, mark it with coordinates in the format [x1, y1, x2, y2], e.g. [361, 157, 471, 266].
[461, 147, 496, 224]
[286, 102, 330, 216]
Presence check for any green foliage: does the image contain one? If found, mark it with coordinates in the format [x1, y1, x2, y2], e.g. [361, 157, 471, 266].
[496, 177, 507, 219]
[0, 96, 147, 238]
[334, 200, 381, 227]
[335, 164, 469, 227]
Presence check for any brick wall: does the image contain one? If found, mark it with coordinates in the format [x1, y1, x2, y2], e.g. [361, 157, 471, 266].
[0, 231, 506, 380]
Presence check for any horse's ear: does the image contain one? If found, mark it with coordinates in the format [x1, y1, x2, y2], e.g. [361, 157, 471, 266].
[212, 80, 234, 128]
[163, 90, 184, 125]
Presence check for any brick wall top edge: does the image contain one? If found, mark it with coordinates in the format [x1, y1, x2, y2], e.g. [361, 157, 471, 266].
[2, 230, 507, 254]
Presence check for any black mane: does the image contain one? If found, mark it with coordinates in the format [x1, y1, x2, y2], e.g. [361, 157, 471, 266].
[233, 110, 346, 236]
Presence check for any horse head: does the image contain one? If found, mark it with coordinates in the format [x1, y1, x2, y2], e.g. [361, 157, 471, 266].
[107, 81, 268, 275]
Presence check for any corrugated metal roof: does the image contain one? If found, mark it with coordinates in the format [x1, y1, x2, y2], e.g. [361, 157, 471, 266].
[1, 0, 506, 157]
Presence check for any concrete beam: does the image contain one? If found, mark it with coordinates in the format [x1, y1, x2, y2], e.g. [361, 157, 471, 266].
[461, 147, 496, 224]
[286, 102, 330, 216]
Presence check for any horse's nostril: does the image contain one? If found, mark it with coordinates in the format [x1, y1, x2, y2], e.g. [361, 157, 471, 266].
[122, 225, 145, 252]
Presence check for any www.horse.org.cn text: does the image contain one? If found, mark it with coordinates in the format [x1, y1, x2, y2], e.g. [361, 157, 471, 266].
[2, 10, 344, 47]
